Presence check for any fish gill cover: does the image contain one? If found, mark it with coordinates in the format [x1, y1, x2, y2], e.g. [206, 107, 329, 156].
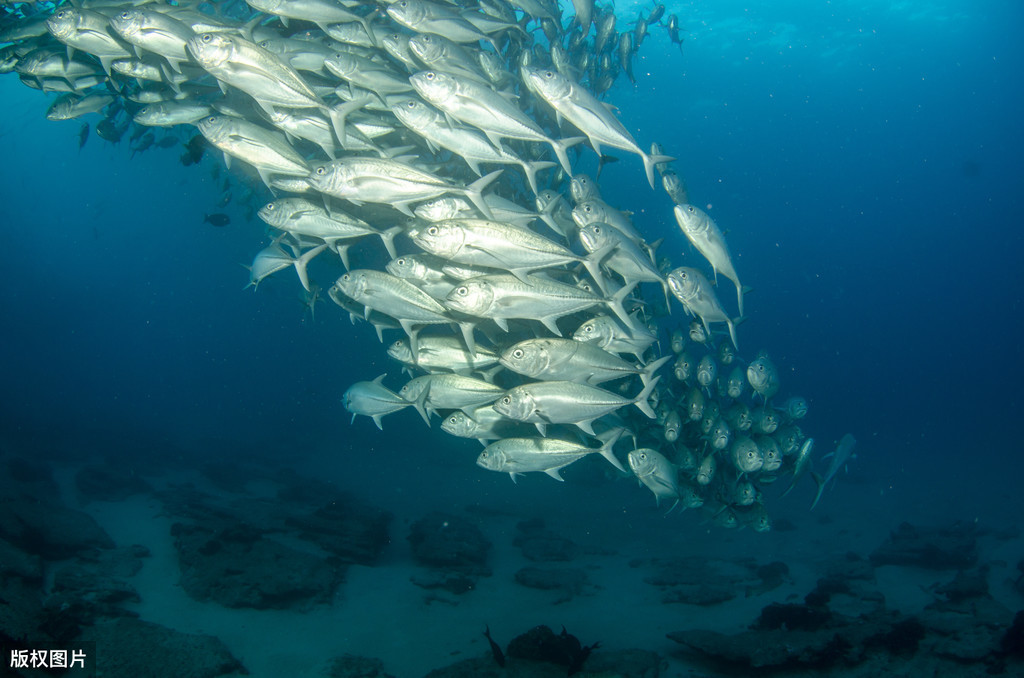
[0, 0, 851, 525]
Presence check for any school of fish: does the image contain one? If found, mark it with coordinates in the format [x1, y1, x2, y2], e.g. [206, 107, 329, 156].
[1, 0, 853, 528]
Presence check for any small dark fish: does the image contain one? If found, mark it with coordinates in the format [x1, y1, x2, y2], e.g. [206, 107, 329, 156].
[647, 3, 665, 25]
[667, 14, 683, 53]
[77, 122, 89, 150]
[204, 213, 230, 227]
[95, 118, 125, 144]
[180, 134, 206, 166]
[131, 131, 154, 158]
[156, 136, 179, 149]
[483, 625, 505, 667]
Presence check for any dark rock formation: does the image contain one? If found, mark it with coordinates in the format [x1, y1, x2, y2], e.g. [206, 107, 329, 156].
[0, 494, 115, 558]
[75, 464, 151, 502]
[408, 512, 490, 595]
[514, 567, 589, 603]
[870, 521, 978, 570]
[287, 496, 392, 565]
[172, 522, 342, 609]
[513, 518, 578, 562]
[0, 536, 43, 582]
[324, 654, 394, 678]
[638, 555, 786, 606]
[506, 625, 598, 674]
[81, 617, 246, 678]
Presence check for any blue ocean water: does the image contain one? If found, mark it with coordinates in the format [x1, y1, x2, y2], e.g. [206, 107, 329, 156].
[1, 0, 1023, 673]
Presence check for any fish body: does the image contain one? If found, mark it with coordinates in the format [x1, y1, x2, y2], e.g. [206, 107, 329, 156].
[342, 374, 410, 429]
[524, 66, 672, 188]
[500, 337, 668, 385]
[307, 157, 500, 219]
[731, 435, 764, 474]
[628, 448, 680, 507]
[667, 266, 739, 350]
[477, 431, 624, 481]
[493, 378, 659, 436]
[573, 314, 656, 362]
[810, 434, 856, 509]
[673, 203, 744, 316]
[444, 274, 634, 338]
[746, 355, 780, 401]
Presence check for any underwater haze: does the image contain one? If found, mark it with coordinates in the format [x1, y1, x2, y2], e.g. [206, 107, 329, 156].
[1, 0, 1023, 676]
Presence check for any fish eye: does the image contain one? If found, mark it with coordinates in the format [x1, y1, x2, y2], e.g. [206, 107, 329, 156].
[425, 72, 435, 80]
[396, 258, 406, 265]
[56, 11, 65, 17]
[544, 70, 554, 77]
[406, 100, 416, 108]
[341, 274, 350, 281]
[758, 365, 765, 372]
[457, 286, 468, 296]
[513, 349, 523, 358]
[593, 226, 601, 234]
[120, 11, 129, 18]
[502, 396, 511, 404]
[265, 203, 275, 211]
[202, 34, 212, 43]
[316, 167, 325, 175]
[687, 205, 695, 213]
[448, 416, 457, 424]
[584, 205, 592, 212]
[427, 226, 437, 235]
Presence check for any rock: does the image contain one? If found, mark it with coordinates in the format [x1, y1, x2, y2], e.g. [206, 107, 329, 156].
[513, 519, 578, 562]
[667, 628, 853, 669]
[935, 566, 989, 603]
[1002, 611, 1024, 658]
[422, 649, 663, 678]
[870, 521, 978, 570]
[4, 455, 56, 485]
[410, 571, 479, 596]
[513, 567, 589, 603]
[323, 654, 394, 678]
[506, 625, 598, 673]
[661, 584, 736, 606]
[824, 551, 876, 582]
[75, 464, 151, 502]
[172, 522, 343, 610]
[81, 617, 246, 678]
[863, 618, 926, 655]
[0, 575, 46, 643]
[930, 624, 999, 662]
[288, 496, 392, 565]
[753, 603, 831, 632]
[407, 512, 490, 574]
[0, 495, 115, 558]
[583, 649, 664, 678]
[0, 536, 43, 582]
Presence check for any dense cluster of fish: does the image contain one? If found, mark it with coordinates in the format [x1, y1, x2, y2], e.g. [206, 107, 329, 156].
[1, 0, 851, 528]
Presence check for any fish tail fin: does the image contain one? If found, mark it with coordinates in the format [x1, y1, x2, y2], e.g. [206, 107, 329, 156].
[640, 355, 671, 387]
[520, 159, 555, 195]
[642, 153, 675, 189]
[633, 375, 661, 419]
[582, 242, 614, 295]
[464, 169, 503, 219]
[597, 427, 626, 472]
[327, 97, 369, 146]
[607, 281, 639, 331]
[550, 136, 585, 174]
[810, 471, 825, 510]
[378, 225, 403, 260]
[293, 244, 327, 292]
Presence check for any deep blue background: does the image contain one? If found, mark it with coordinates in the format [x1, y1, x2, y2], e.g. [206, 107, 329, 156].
[1, 0, 1022, 519]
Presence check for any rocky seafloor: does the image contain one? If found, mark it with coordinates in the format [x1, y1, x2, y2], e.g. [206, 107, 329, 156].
[2, 439, 1023, 678]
